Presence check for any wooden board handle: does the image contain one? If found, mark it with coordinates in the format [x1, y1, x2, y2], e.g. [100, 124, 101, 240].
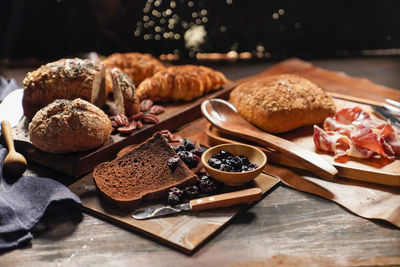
[190, 188, 262, 211]
[1, 120, 15, 152]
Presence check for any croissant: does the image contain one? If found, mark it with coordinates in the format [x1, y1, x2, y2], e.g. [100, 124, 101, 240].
[103, 52, 165, 94]
[136, 65, 228, 101]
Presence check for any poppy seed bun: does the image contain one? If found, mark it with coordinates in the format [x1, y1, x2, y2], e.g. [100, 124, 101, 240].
[28, 98, 112, 153]
[229, 74, 336, 133]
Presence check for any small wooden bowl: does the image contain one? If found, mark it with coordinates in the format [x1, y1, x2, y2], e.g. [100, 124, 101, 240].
[201, 143, 267, 186]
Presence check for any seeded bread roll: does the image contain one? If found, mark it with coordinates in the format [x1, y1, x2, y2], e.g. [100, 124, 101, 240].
[229, 74, 336, 133]
[110, 68, 140, 116]
[29, 98, 112, 153]
[103, 52, 165, 94]
[93, 132, 197, 209]
[23, 58, 106, 119]
[136, 65, 227, 101]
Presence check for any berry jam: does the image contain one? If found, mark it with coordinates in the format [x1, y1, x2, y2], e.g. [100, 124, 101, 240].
[208, 150, 258, 172]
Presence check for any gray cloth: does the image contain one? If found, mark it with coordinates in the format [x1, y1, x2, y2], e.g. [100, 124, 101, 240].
[0, 145, 82, 251]
[0, 76, 18, 102]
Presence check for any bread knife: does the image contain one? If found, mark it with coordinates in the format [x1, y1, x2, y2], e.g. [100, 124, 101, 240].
[132, 187, 262, 220]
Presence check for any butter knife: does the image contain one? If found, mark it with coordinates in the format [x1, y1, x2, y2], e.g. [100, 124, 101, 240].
[132, 187, 262, 220]
[371, 105, 400, 129]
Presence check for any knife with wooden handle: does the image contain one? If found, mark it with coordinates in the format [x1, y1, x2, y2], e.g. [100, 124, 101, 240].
[132, 188, 262, 220]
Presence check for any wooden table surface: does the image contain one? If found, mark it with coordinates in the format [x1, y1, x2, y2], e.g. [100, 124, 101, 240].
[2, 57, 400, 266]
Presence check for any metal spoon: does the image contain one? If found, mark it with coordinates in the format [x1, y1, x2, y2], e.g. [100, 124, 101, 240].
[201, 99, 338, 180]
[1, 120, 27, 178]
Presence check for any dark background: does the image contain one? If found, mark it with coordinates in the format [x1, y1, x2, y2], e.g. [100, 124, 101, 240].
[1, 0, 400, 61]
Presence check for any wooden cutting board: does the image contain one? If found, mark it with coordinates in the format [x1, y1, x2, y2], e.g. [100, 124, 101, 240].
[69, 170, 280, 254]
[206, 97, 400, 187]
[12, 82, 235, 177]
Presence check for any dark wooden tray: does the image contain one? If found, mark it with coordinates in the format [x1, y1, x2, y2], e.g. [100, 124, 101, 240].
[13, 82, 236, 177]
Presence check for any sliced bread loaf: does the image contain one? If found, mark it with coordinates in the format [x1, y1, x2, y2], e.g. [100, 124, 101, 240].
[93, 132, 197, 209]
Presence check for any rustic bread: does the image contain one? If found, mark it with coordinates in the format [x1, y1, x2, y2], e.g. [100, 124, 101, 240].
[103, 52, 165, 94]
[229, 74, 336, 133]
[93, 133, 197, 209]
[23, 58, 106, 119]
[136, 65, 228, 101]
[29, 98, 112, 153]
[110, 68, 140, 116]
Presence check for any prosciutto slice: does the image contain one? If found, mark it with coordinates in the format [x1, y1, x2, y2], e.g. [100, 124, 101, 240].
[313, 106, 400, 162]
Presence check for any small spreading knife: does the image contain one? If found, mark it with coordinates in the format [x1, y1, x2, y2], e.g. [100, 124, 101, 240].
[132, 187, 262, 220]
[371, 105, 400, 129]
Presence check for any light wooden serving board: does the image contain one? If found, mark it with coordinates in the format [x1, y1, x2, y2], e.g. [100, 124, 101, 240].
[12, 82, 235, 177]
[69, 171, 280, 254]
[206, 97, 400, 187]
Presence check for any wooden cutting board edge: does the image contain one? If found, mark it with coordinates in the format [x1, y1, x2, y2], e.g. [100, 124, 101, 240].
[69, 171, 280, 254]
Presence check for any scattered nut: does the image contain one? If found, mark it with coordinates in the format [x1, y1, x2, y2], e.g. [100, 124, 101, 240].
[141, 114, 159, 124]
[149, 105, 165, 115]
[117, 120, 137, 134]
[140, 99, 154, 112]
[112, 114, 129, 127]
[128, 112, 144, 121]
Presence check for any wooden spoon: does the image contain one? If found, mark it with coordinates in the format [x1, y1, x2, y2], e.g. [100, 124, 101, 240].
[1, 120, 27, 177]
[201, 99, 338, 180]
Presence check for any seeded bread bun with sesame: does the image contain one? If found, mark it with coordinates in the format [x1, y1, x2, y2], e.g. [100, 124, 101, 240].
[229, 74, 336, 133]
[29, 98, 112, 153]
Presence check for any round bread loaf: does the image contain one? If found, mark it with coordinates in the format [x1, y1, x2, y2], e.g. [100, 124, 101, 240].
[23, 58, 106, 119]
[229, 74, 336, 133]
[29, 98, 112, 153]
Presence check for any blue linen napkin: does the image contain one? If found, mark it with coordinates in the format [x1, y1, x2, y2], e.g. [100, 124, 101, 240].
[0, 145, 82, 251]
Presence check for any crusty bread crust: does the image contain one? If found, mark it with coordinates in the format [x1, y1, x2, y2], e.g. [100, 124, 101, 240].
[93, 133, 197, 209]
[136, 65, 227, 102]
[103, 52, 165, 94]
[110, 68, 140, 116]
[23, 58, 105, 119]
[229, 74, 336, 133]
[28, 98, 112, 153]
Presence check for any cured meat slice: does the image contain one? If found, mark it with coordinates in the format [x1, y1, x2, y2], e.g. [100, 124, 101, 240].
[313, 106, 400, 162]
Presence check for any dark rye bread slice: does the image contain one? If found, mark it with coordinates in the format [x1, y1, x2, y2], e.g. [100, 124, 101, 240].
[93, 132, 197, 209]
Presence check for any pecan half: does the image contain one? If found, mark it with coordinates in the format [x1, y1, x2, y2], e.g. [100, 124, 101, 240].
[140, 99, 154, 112]
[141, 114, 159, 124]
[118, 120, 137, 134]
[128, 112, 144, 122]
[136, 120, 143, 129]
[149, 105, 165, 115]
[112, 114, 129, 127]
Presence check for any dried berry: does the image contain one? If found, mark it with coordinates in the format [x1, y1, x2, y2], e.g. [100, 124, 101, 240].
[191, 147, 203, 157]
[167, 156, 180, 171]
[198, 175, 219, 194]
[208, 157, 222, 169]
[184, 185, 200, 199]
[173, 145, 186, 152]
[149, 105, 165, 115]
[183, 139, 196, 151]
[169, 187, 184, 198]
[167, 193, 181, 206]
[178, 151, 199, 168]
[140, 99, 154, 112]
